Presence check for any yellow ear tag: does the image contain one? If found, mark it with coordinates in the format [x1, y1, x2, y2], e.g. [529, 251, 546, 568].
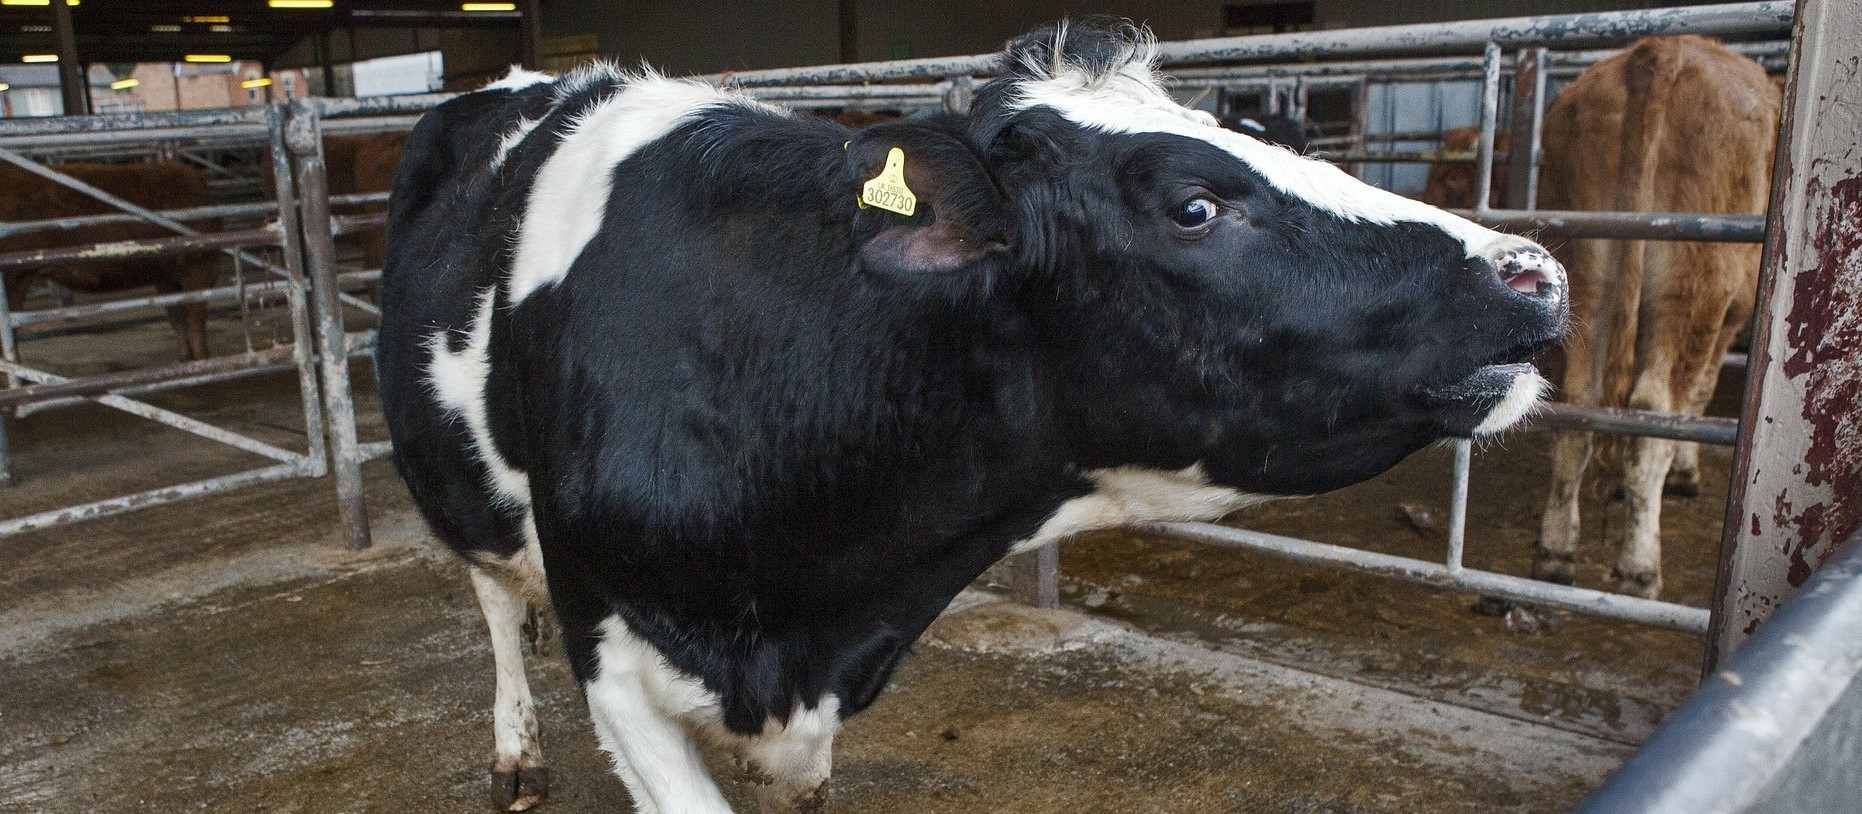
[859, 147, 917, 216]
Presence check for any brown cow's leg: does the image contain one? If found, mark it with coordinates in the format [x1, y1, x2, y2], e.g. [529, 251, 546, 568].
[1536, 429, 1591, 586]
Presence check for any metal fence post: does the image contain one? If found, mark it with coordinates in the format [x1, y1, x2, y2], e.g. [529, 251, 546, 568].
[289, 100, 372, 550]
[1708, 0, 1862, 670]
[268, 103, 329, 479]
[1472, 41, 1503, 214]
[1504, 46, 1547, 211]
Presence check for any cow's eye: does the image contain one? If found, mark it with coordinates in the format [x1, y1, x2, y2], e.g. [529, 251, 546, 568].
[1170, 198, 1221, 232]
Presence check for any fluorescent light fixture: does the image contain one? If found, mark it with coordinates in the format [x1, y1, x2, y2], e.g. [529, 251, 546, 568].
[0, 83, 10, 92]
[21, 54, 57, 63]
[267, 0, 332, 8]
[210, 24, 232, 32]
[183, 15, 230, 23]
[110, 78, 139, 90]
[241, 77, 272, 89]
[462, 2, 517, 10]
[150, 24, 182, 32]
[21, 24, 51, 32]
[0, 1, 81, 7]
[184, 54, 232, 63]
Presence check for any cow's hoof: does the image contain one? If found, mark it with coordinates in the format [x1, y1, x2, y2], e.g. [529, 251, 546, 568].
[491, 765, 549, 812]
[1531, 552, 1576, 586]
[1663, 476, 1702, 498]
[1612, 569, 1662, 600]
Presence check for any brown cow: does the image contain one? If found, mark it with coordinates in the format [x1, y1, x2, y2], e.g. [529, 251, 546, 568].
[0, 161, 218, 361]
[1418, 127, 1510, 210]
[1533, 35, 1778, 598]
[322, 131, 409, 271]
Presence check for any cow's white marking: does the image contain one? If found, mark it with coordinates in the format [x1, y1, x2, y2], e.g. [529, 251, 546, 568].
[1471, 371, 1549, 436]
[587, 616, 733, 814]
[508, 75, 753, 305]
[737, 696, 840, 810]
[426, 289, 530, 507]
[484, 66, 554, 93]
[1012, 463, 1266, 554]
[491, 115, 543, 171]
[1007, 30, 1498, 254]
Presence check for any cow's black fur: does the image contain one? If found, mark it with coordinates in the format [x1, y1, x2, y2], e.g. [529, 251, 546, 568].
[380, 22, 1562, 742]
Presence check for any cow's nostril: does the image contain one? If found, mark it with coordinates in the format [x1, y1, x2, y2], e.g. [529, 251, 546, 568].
[1495, 249, 1564, 300]
[1504, 267, 1552, 295]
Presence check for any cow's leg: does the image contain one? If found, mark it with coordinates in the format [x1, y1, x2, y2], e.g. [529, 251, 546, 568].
[584, 617, 732, 814]
[470, 568, 551, 812]
[1616, 431, 1675, 598]
[737, 698, 841, 814]
[153, 275, 210, 362]
[1536, 429, 1592, 585]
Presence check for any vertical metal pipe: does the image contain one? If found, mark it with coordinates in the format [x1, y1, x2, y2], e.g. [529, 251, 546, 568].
[269, 104, 328, 476]
[1473, 41, 1502, 215]
[1709, 0, 1862, 670]
[50, 0, 84, 117]
[291, 102, 371, 549]
[1447, 438, 1471, 573]
[1504, 46, 1547, 211]
[1012, 544, 1061, 609]
[521, 0, 546, 71]
[0, 285, 15, 487]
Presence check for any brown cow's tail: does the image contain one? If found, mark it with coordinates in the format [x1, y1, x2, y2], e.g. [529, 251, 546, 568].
[1593, 39, 1682, 480]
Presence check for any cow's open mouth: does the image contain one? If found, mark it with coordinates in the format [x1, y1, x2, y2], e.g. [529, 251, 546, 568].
[1419, 339, 1557, 436]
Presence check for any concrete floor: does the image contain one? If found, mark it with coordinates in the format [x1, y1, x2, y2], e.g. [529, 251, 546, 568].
[1, 317, 1735, 813]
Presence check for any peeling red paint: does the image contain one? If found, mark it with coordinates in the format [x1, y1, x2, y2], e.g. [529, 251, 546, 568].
[1779, 174, 1862, 585]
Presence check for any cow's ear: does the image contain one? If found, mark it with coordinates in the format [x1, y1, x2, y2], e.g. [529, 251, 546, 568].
[845, 121, 1011, 276]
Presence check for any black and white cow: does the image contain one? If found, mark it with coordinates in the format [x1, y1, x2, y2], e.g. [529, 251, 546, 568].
[380, 21, 1567, 814]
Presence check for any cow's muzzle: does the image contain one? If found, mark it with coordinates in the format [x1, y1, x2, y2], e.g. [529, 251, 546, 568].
[1483, 238, 1566, 309]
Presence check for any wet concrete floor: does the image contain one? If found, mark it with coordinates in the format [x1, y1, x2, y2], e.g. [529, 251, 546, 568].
[0, 317, 1737, 813]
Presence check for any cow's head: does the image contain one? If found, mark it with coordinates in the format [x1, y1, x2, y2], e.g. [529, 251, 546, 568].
[846, 21, 1567, 495]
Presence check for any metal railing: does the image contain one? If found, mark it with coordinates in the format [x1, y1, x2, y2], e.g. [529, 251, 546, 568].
[0, 104, 332, 536]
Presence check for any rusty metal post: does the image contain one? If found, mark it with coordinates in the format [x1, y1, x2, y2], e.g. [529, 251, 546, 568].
[1709, 0, 1862, 670]
[0, 286, 15, 487]
[290, 101, 372, 550]
[1504, 47, 1547, 210]
[268, 103, 329, 478]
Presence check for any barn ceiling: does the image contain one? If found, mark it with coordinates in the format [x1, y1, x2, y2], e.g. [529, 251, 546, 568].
[0, 0, 522, 66]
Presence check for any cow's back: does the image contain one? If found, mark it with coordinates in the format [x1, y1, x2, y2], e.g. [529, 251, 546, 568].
[1538, 35, 1776, 412]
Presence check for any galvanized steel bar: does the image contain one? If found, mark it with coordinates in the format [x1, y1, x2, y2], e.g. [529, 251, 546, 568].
[1473, 42, 1503, 215]
[1578, 530, 1862, 813]
[1711, 0, 1862, 670]
[0, 226, 281, 272]
[746, 83, 950, 101]
[0, 124, 272, 152]
[5, 269, 375, 328]
[1455, 208, 1769, 242]
[0, 360, 308, 466]
[707, 2, 1791, 87]
[0, 106, 268, 138]
[0, 346, 296, 409]
[1150, 521, 1711, 633]
[1532, 402, 1740, 446]
[292, 102, 373, 550]
[18, 355, 309, 417]
[0, 463, 308, 537]
[1446, 439, 1472, 574]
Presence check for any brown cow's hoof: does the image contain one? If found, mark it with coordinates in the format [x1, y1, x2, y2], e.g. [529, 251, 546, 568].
[1531, 551, 1576, 586]
[491, 765, 549, 812]
[1612, 569, 1662, 600]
